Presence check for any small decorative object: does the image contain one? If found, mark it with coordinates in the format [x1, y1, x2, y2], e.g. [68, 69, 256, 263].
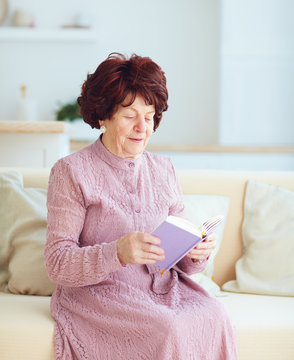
[16, 85, 38, 121]
[0, 0, 9, 25]
[75, 11, 93, 28]
[62, 12, 93, 29]
[12, 9, 35, 27]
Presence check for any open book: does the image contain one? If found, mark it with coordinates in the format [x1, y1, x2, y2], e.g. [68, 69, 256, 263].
[152, 215, 224, 275]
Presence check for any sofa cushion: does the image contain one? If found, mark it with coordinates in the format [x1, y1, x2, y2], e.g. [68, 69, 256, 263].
[0, 172, 55, 295]
[183, 194, 230, 295]
[222, 180, 294, 296]
[219, 292, 294, 360]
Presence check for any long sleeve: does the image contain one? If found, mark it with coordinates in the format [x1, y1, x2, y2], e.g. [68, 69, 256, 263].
[44, 159, 122, 287]
[167, 159, 209, 275]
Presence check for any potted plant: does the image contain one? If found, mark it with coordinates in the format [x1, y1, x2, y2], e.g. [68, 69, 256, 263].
[55, 100, 98, 141]
[56, 100, 82, 122]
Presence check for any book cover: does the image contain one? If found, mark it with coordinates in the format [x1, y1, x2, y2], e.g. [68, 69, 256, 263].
[153, 215, 223, 274]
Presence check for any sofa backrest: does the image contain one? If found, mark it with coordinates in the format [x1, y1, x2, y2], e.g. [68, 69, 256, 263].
[1, 167, 294, 286]
[0, 167, 50, 189]
[177, 169, 294, 285]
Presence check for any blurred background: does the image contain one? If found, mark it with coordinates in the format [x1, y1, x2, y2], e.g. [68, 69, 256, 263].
[0, 0, 293, 170]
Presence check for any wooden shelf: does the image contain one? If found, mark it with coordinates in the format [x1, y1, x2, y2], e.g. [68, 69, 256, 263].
[70, 139, 294, 154]
[0, 121, 66, 133]
[0, 27, 97, 42]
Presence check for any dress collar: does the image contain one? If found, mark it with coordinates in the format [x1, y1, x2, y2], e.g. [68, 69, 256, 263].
[92, 135, 144, 171]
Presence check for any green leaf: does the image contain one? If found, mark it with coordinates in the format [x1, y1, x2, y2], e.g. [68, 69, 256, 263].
[56, 100, 82, 122]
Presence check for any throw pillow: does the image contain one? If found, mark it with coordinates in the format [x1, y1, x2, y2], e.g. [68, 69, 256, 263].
[0, 171, 55, 295]
[222, 180, 294, 296]
[182, 194, 230, 295]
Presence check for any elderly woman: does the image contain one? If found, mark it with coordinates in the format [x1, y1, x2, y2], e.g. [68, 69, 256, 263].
[45, 53, 237, 359]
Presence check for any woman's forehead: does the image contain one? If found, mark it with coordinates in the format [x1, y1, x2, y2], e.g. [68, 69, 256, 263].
[120, 95, 155, 112]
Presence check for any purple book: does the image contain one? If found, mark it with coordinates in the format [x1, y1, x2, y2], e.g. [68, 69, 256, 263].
[153, 215, 224, 274]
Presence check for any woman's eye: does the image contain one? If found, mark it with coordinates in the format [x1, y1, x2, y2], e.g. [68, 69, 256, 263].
[124, 115, 135, 119]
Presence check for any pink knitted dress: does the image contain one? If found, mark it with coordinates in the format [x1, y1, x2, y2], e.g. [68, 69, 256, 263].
[45, 137, 237, 360]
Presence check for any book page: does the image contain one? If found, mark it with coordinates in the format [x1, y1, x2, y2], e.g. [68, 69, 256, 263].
[165, 216, 201, 236]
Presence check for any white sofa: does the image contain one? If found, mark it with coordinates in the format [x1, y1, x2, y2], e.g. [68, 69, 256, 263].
[0, 167, 294, 360]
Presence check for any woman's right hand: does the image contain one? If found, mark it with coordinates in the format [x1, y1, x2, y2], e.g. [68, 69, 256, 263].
[116, 232, 165, 265]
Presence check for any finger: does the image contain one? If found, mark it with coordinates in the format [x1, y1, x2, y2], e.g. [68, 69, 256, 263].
[187, 253, 208, 261]
[189, 249, 211, 257]
[206, 233, 218, 242]
[142, 258, 159, 264]
[142, 234, 161, 245]
[142, 243, 164, 256]
[195, 241, 216, 250]
[189, 249, 210, 258]
[193, 244, 214, 252]
[142, 251, 165, 262]
[134, 257, 157, 265]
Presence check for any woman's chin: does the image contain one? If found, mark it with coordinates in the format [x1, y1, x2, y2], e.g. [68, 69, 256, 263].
[124, 144, 145, 158]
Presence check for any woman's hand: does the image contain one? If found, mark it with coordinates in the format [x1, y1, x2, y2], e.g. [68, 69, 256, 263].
[187, 233, 218, 263]
[116, 232, 165, 265]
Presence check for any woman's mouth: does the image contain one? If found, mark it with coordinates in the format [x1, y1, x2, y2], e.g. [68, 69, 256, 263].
[129, 138, 144, 143]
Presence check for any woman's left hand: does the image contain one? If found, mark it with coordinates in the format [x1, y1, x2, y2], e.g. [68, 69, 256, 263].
[187, 233, 218, 263]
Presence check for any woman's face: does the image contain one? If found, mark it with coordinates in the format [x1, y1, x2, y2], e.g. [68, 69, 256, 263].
[100, 95, 155, 159]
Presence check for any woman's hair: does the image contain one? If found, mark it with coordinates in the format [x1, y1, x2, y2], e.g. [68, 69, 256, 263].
[77, 53, 168, 131]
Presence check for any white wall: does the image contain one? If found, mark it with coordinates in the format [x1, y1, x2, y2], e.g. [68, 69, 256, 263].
[219, 0, 294, 146]
[2, 0, 293, 148]
[0, 0, 221, 146]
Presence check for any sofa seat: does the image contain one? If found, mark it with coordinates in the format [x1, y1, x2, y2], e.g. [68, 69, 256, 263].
[0, 292, 54, 360]
[1, 290, 294, 360]
[219, 292, 294, 360]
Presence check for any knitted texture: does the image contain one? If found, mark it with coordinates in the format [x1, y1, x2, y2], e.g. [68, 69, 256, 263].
[45, 137, 237, 360]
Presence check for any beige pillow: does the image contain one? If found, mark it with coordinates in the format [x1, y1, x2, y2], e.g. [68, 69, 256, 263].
[182, 194, 230, 295]
[0, 172, 55, 295]
[222, 180, 294, 296]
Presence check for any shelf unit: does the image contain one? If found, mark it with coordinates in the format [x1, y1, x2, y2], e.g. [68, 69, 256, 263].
[0, 120, 66, 133]
[0, 27, 97, 42]
[0, 121, 70, 168]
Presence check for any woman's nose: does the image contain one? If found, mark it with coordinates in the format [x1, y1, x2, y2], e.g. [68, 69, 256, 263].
[134, 115, 146, 132]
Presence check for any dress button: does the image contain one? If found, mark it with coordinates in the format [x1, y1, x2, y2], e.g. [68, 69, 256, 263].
[128, 162, 135, 168]
[135, 209, 141, 213]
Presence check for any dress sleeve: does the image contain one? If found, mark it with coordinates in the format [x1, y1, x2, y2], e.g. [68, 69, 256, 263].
[44, 159, 122, 287]
[167, 159, 209, 275]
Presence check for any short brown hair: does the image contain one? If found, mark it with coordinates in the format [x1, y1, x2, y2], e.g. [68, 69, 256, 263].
[77, 53, 168, 131]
